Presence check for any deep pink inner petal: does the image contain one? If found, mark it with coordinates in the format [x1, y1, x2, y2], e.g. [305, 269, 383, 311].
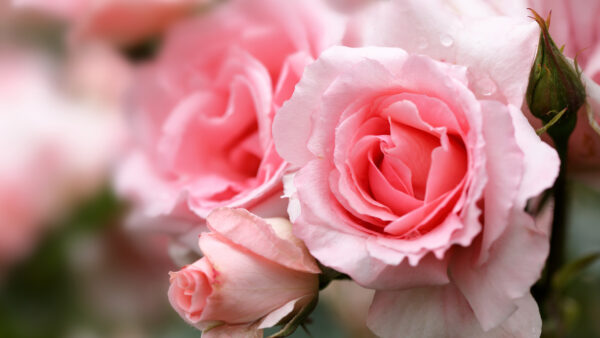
[332, 110, 399, 225]
[368, 147, 424, 215]
[337, 91, 470, 239]
[425, 135, 468, 202]
[379, 153, 414, 196]
[386, 121, 440, 200]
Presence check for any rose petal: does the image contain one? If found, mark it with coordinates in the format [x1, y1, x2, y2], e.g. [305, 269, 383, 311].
[367, 284, 541, 338]
[199, 233, 318, 323]
[450, 209, 549, 331]
[206, 208, 320, 274]
[358, 0, 539, 107]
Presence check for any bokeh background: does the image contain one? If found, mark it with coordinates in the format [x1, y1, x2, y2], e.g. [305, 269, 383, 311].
[0, 1, 599, 337]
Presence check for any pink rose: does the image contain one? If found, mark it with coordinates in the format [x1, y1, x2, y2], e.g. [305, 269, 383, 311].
[273, 1, 560, 336]
[11, 0, 208, 45]
[168, 208, 320, 337]
[117, 0, 342, 249]
[528, 0, 600, 172]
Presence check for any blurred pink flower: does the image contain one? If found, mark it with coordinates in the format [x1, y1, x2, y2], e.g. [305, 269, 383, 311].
[116, 0, 343, 251]
[11, 0, 209, 45]
[274, 0, 559, 336]
[168, 208, 320, 337]
[0, 47, 125, 268]
[65, 43, 133, 104]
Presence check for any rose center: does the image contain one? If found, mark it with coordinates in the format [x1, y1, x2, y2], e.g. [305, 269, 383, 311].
[343, 96, 469, 236]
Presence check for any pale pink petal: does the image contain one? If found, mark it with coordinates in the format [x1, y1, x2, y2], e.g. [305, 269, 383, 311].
[293, 161, 388, 283]
[358, 0, 539, 107]
[510, 105, 560, 208]
[360, 249, 450, 290]
[450, 210, 549, 331]
[368, 285, 541, 338]
[373, 213, 465, 260]
[367, 285, 485, 338]
[495, 294, 542, 338]
[199, 233, 318, 323]
[477, 101, 523, 264]
[116, 152, 183, 219]
[168, 258, 216, 328]
[294, 159, 369, 235]
[206, 208, 320, 273]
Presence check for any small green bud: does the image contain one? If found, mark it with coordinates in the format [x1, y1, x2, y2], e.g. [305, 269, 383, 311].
[526, 9, 587, 142]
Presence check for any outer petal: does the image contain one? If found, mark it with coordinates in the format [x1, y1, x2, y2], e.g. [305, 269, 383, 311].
[198, 233, 318, 323]
[478, 101, 523, 264]
[206, 208, 320, 274]
[357, 0, 539, 107]
[450, 209, 549, 331]
[367, 285, 541, 338]
[509, 105, 560, 207]
[116, 151, 186, 220]
[361, 251, 450, 290]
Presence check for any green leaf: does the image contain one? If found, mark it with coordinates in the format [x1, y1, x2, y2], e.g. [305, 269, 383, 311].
[552, 252, 600, 292]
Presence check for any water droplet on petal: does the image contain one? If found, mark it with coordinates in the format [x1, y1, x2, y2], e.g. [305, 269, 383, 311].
[476, 76, 497, 96]
[440, 34, 454, 47]
[417, 37, 428, 50]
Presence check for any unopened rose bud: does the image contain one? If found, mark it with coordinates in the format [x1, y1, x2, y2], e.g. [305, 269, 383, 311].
[526, 10, 586, 142]
[168, 208, 320, 337]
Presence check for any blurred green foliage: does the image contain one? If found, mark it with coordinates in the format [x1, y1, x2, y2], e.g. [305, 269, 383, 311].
[0, 187, 123, 338]
[560, 181, 600, 338]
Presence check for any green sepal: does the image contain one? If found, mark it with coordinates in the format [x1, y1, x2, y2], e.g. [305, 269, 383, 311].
[267, 295, 319, 338]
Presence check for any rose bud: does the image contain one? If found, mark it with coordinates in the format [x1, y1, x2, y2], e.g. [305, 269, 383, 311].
[168, 208, 320, 337]
[526, 9, 587, 142]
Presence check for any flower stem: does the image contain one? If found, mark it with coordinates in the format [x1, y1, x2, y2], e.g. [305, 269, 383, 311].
[534, 137, 569, 336]
[545, 138, 568, 291]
